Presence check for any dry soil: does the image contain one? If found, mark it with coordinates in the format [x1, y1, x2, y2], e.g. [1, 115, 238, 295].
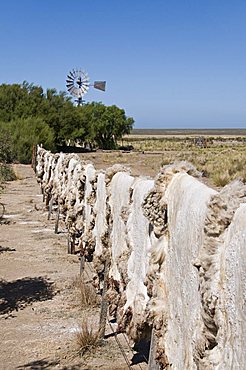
[0, 164, 148, 370]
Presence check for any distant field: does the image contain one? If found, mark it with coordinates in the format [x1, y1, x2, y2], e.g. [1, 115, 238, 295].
[117, 128, 246, 187]
[128, 128, 246, 137]
[79, 127, 246, 189]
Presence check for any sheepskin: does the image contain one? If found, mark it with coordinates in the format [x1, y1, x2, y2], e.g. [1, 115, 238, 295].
[108, 171, 135, 282]
[120, 177, 154, 340]
[93, 172, 107, 258]
[148, 172, 216, 369]
[197, 181, 246, 369]
[79, 163, 96, 256]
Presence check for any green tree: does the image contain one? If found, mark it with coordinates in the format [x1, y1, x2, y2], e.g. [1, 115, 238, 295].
[1, 117, 55, 163]
[81, 102, 134, 149]
[0, 82, 135, 157]
[0, 123, 15, 163]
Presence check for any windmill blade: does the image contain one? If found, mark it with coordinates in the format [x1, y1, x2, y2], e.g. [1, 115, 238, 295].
[66, 68, 95, 104]
[94, 81, 106, 91]
[70, 87, 77, 96]
[81, 86, 89, 94]
[67, 83, 74, 90]
[67, 85, 74, 92]
[67, 73, 74, 79]
[71, 69, 77, 78]
[68, 72, 75, 80]
[66, 81, 74, 88]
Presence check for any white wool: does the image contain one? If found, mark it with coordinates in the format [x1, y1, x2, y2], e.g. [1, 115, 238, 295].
[35, 148, 246, 369]
[93, 172, 107, 257]
[158, 172, 216, 368]
[108, 171, 135, 281]
[219, 203, 246, 368]
[124, 178, 154, 318]
[83, 163, 96, 234]
[52, 152, 65, 197]
[65, 162, 85, 228]
[203, 203, 246, 369]
[44, 154, 58, 195]
[72, 162, 84, 211]
[42, 152, 52, 185]
[66, 157, 79, 189]
[36, 145, 46, 179]
[60, 156, 78, 201]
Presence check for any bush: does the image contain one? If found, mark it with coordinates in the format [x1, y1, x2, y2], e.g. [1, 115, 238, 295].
[73, 275, 98, 308]
[0, 124, 15, 163]
[76, 318, 100, 357]
[2, 117, 56, 164]
[0, 164, 16, 183]
[0, 124, 16, 185]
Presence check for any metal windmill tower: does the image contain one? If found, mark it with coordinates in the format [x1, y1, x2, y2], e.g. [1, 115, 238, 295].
[66, 68, 106, 106]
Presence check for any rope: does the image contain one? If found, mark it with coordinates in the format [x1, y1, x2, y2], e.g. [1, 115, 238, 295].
[0, 202, 5, 219]
[121, 332, 146, 369]
[107, 319, 132, 369]
[82, 260, 94, 280]
[85, 261, 146, 369]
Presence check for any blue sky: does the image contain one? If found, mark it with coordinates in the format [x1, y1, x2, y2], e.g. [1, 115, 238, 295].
[0, 1, 246, 129]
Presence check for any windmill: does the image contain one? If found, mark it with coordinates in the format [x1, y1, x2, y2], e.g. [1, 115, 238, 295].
[66, 68, 106, 106]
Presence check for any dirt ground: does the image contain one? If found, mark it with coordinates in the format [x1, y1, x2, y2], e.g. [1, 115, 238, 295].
[78, 150, 168, 178]
[0, 164, 148, 370]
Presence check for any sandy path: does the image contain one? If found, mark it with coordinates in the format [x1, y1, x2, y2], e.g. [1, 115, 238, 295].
[0, 165, 147, 370]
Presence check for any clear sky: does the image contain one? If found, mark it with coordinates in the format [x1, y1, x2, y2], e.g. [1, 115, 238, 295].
[0, 0, 246, 129]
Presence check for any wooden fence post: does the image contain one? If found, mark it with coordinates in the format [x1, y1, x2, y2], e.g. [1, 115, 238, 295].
[67, 234, 76, 254]
[54, 204, 60, 234]
[31, 144, 37, 172]
[98, 258, 110, 341]
[48, 196, 53, 220]
[148, 328, 160, 370]
[80, 255, 85, 276]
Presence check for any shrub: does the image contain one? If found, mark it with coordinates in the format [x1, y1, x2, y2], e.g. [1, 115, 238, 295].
[0, 123, 15, 163]
[0, 123, 16, 185]
[73, 275, 98, 308]
[212, 171, 231, 187]
[76, 318, 100, 357]
[0, 164, 16, 183]
[4, 117, 56, 163]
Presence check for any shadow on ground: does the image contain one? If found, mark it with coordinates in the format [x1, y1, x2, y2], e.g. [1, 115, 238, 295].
[0, 276, 55, 316]
[131, 339, 150, 365]
[0, 245, 16, 254]
[16, 359, 81, 370]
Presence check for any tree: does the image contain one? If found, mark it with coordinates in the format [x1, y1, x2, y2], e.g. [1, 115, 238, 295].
[0, 118, 55, 163]
[81, 102, 134, 149]
[0, 82, 135, 159]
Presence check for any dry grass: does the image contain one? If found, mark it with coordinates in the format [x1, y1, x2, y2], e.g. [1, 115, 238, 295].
[76, 318, 100, 357]
[121, 135, 246, 187]
[73, 275, 99, 308]
[79, 136, 246, 188]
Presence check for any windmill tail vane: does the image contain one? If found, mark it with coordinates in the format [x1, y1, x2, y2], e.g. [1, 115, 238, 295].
[66, 68, 106, 105]
[94, 81, 106, 91]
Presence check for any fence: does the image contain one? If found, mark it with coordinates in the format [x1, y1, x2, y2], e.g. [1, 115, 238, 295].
[33, 145, 246, 369]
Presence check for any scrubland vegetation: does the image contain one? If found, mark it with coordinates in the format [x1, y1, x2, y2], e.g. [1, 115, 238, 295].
[0, 129, 16, 187]
[0, 82, 134, 164]
[122, 134, 246, 187]
[72, 275, 100, 356]
[0, 82, 245, 189]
